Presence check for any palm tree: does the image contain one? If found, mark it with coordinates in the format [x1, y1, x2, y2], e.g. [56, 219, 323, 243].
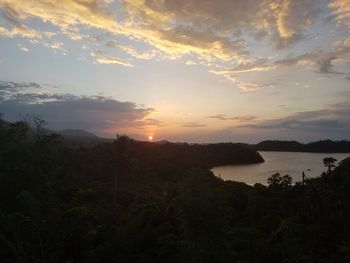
[323, 157, 337, 174]
[108, 134, 132, 206]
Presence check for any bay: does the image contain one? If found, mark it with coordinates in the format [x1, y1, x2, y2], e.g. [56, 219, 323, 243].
[212, 151, 350, 185]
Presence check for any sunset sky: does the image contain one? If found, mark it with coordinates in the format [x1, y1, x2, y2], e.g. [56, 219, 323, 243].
[0, 0, 349, 143]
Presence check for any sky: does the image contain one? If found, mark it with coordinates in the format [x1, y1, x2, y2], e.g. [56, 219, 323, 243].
[0, 0, 349, 143]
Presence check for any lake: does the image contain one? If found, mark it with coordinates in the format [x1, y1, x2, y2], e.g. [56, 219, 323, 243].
[212, 151, 350, 185]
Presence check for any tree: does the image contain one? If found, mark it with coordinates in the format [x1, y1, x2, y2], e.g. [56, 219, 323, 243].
[267, 173, 292, 188]
[302, 171, 306, 186]
[267, 173, 282, 187]
[108, 135, 132, 205]
[281, 174, 292, 187]
[323, 157, 337, 174]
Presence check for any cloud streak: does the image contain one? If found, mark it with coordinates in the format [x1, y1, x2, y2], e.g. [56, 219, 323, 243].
[182, 122, 207, 128]
[208, 114, 257, 122]
[95, 56, 134, 67]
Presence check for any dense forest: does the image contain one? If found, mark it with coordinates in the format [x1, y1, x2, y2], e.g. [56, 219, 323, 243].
[1, 118, 350, 262]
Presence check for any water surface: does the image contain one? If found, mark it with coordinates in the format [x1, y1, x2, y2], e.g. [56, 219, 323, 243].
[212, 151, 350, 185]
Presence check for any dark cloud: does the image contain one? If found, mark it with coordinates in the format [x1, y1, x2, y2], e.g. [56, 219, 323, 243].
[317, 56, 345, 74]
[187, 104, 350, 143]
[237, 104, 350, 141]
[0, 81, 154, 136]
[243, 119, 345, 130]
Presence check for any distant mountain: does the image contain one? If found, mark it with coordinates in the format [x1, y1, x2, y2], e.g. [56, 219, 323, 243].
[58, 129, 98, 138]
[254, 139, 350, 153]
[306, 140, 350, 153]
[56, 129, 113, 148]
[256, 140, 304, 152]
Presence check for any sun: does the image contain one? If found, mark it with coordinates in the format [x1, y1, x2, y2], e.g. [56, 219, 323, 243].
[148, 135, 153, 141]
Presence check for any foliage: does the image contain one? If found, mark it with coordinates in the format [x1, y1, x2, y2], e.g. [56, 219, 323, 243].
[1, 117, 350, 262]
[267, 173, 292, 188]
[323, 157, 337, 174]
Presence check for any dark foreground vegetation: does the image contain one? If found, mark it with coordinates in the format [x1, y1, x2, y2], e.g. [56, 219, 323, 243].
[1, 118, 350, 263]
[255, 140, 350, 153]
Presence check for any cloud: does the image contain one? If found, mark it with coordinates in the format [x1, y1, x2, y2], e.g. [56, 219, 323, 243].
[210, 69, 276, 92]
[0, 0, 349, 85]
[90, 49, 106, 57]
[236, 82, 264, 93]
[207, 114, 228, 121]
[0, 25, 53, 39]
[90, 49, 134, 67]
[0, 0, 121, 36]
[2, 0, 248, 61]
[0, 80, 42, 91]
[184, 102, 350, 143]
[0, 0, 332, 63]
[0, 81, 154, 136]
[208, 114, 257, 122]
[238, 103, 350, 140]
[212, 42, 350, 83]
[185, 60, 196, 65]
[121, 0, 327, 54]
[95, 56, 134, 67]
[142, 118, 163, 127]
[223, 59, 276, 73]
[106, 40, 156, 60]
[182, 122, 207, 128]
[0, 3, 56, 39]
[19, 46, 28, 52]
[269, 0, 323, 48]
[317, 56, 344, 74]
[329, 0, 350, 29]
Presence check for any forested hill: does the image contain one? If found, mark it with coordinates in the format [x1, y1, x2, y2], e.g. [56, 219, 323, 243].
[255, 139, 350, 153]
[120, 140, 265, 170]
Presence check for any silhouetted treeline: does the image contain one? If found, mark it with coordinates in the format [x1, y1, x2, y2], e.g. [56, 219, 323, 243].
[2, 118, 350, 262]
[123, 140, 264, 170]
[255, 139, 350, 153]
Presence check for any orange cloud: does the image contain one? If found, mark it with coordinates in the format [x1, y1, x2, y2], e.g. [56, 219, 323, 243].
[0, 0, 349, 80]
[330, 0, 350, 29]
